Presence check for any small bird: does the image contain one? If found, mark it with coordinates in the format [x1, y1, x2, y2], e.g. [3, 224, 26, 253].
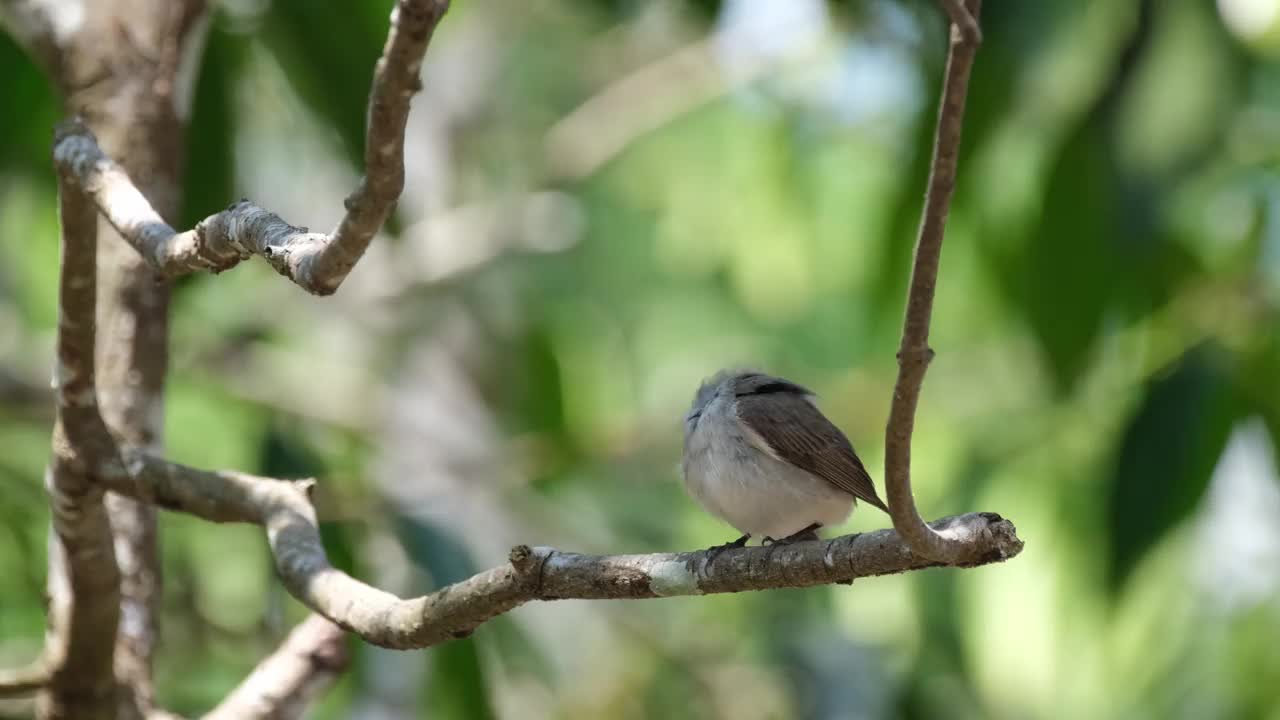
[681, 369, 889, 547]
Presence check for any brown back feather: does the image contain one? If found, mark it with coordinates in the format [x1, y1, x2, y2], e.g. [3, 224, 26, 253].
[733, 378, 889, 514]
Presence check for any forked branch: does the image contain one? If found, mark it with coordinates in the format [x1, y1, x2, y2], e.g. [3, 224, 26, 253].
[51, 0, 450, 296]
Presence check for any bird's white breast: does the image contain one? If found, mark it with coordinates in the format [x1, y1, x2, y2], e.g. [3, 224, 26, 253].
[682, 398, 853, 539]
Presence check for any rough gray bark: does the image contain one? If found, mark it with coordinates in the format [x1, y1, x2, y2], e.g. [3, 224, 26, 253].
[41, 149, 123, 720]
[73, 4, 205, 713]
[32, 2, 208, 717]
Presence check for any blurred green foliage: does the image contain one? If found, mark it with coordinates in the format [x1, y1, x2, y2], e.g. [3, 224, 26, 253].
[2, 0, 1280, 718]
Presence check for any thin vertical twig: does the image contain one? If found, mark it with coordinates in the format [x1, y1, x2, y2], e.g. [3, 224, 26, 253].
[938, 0, 983, 45]
[883, 0, 985, 563]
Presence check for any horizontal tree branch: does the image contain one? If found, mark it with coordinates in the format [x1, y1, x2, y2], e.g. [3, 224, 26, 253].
[96, 449, 1022, 650]
[203, 614, 347, 720]
[0, 661, 48, 698]
[49, 0, 450, 296]
[883, 0, 984, 564]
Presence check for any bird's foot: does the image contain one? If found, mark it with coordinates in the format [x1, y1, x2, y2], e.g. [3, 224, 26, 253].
[763, 523, 822, 545]
[705, 534, 750, 562]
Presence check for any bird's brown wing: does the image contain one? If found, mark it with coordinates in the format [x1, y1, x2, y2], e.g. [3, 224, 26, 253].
[734, 389, 889, 513]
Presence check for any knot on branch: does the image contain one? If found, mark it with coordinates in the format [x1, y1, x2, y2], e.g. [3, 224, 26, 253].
[978, 513, 1024, 563]
[306, 640, 349, 674]
[53, 117, 93, 147]
[508, 544, 553, 596]
[294, 478, 318, 503]
[896, 346, 935, 367]
[929, 512, 1024, 566]
[193, 216, 252, 272]
[51, 119, 106, 187]
[509, 544, 534, 571]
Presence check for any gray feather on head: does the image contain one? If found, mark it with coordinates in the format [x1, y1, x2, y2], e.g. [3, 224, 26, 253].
[686, 369, 730, 420]
[727, 372, 814, 398]
[687, 369, 813, 418]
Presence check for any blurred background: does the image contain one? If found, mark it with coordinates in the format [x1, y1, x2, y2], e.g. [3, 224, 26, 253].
[2, 0, 1280, 717]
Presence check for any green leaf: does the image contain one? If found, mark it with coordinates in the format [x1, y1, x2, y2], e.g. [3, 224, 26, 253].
[394, 517, 499, 720]
[1238, 327, 1280, 466]
[319, 521, 359, 577]
[427, 636, 497, 720]
[258, 424, 327, 479]
[261, 0, 391, 167]
[504, 325, 566, 437]
[395, 515, 476, 587]
[1019, 121, 1120, 392]
[1105, 344, 1238, 593]
[180, 17, 246, 228]
[0, 32, 60, 174]
[869, 0, 1024, 343]
[991, 0, 1167, 393]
